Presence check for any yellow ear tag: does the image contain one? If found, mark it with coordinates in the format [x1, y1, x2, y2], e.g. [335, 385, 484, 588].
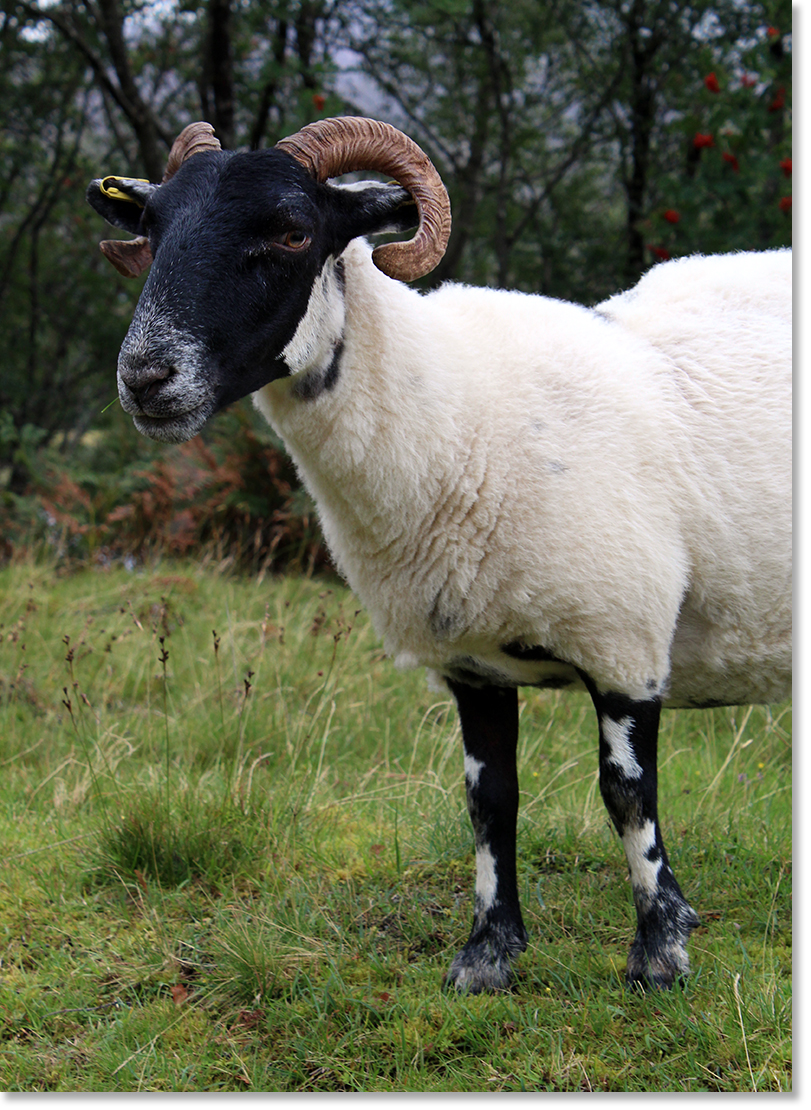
[100, 176, 151, 206]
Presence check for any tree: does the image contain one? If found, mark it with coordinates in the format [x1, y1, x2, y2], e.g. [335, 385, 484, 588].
[342, 0, 790, 295]
[0, 5, 134, 490]
[643, 13, 792, 261]
[0, 0, 340, 488]
[340, 0, 623, 296]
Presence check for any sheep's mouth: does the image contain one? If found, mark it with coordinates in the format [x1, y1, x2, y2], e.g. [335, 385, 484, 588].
[131, 404, 210, 444]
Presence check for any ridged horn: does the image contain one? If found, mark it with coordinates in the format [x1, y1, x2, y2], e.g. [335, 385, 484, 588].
[162, 121, 221, 182]
[100, 122, 222, 277]
[276, 116, 451, 282]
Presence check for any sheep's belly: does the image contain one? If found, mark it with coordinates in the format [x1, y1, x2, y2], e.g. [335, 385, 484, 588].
[436, 645, 587, 693]
[424, 639, 791, 710]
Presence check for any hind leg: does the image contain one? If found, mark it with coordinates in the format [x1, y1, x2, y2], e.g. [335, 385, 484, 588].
[586, 684, 699, 988]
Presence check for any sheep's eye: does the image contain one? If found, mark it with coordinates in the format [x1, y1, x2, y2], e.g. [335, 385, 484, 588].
[244, 231, 312, 263]
[274, 230, 311, 251]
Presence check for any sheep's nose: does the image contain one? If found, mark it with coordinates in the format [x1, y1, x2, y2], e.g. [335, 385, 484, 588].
[119, 358, 175, 409]
[135, 372, 172, 406]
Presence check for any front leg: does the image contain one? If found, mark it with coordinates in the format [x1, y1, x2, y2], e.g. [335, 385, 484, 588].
[585, 683, 700, 989]
[445, 680, 528, 992]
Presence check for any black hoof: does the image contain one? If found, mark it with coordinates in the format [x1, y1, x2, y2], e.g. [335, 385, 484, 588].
[445, 928, 527, 993]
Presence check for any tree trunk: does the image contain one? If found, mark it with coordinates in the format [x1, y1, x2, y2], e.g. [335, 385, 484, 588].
[95, 0, 168, 178]
[203, 0, 236, 149]
[623, 0, 661, 284]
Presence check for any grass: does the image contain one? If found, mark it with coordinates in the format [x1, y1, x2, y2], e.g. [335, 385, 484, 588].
[0, 557, 792, 1091]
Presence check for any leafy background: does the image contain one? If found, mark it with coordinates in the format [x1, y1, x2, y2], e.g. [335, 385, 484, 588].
[0, 0, 792, 568]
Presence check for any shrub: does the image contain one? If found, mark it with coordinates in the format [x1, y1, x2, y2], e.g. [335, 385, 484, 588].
[0, 407, 331, 575]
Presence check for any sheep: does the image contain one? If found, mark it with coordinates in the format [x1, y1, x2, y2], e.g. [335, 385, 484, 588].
[86, 117, 792, 993]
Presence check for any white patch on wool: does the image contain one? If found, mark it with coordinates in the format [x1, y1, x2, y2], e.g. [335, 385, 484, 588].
[622, 819, 662, 896]
[602, 715, 643, 779]
[464, 753, 485, 788]
[475, 843, 498, 911]
[425, 668, 448, 694]
[394, 651, 420, 672]
[282, 259, 345, 375]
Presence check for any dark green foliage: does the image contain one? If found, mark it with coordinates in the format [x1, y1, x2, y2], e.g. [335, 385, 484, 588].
[646, 19, 792, 260]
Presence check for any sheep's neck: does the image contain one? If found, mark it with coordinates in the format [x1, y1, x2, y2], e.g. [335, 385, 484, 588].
[252, 250, 496, 660]
[254, 250, 448, 551]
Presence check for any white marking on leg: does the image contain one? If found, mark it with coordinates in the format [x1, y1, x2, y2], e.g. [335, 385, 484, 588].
[464, 753, 485, 788]
[475, 843, 498, 910]
[602, 715, 643, 779]
[622, 818, 662, 897]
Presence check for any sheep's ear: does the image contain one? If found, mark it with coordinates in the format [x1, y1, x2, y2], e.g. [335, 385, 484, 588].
[86, 177, 158, 235]
[331, 180, 418, 244]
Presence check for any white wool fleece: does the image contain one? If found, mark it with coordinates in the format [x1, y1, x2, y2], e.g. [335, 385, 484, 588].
[254, 243, 791, 708]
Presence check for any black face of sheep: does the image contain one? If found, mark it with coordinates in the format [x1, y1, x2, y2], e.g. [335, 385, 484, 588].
[86, 148, 418, 443]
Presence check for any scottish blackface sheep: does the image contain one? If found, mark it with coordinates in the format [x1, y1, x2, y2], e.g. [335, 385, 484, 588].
[87, 118, 791, 992]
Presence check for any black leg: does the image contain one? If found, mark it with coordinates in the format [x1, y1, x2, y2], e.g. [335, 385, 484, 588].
[445, 680, 529, 992]
[584, 682, 700, 989]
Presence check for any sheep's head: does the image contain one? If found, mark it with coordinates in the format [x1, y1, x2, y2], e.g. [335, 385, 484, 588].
[86, 118, 451, 443]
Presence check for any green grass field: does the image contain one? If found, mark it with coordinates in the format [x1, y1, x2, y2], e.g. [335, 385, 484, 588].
[0, 558, 791, 1091]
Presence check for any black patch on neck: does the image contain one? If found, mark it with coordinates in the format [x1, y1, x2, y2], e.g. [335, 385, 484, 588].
[322, 338, 343, 391]
[293, 339, 344, 401]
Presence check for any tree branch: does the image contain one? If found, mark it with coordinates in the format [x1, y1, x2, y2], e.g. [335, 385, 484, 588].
[19, 0, 171, 177]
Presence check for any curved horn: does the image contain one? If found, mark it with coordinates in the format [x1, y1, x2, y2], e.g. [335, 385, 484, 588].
[100, 122, 222, 277]
[276, 117, 451, 282]
[163, 120, 221, 182]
